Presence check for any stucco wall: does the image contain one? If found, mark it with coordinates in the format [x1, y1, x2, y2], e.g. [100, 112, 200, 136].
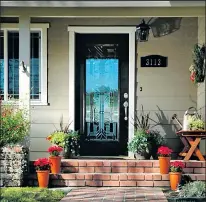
[29, 17, 198, 160]
[197, 17, 206, 153]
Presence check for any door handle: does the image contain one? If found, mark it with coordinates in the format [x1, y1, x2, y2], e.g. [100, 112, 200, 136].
[123, 101, 128, 121]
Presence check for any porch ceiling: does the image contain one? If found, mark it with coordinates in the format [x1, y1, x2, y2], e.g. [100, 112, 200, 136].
[1, 7, 205, 17]
[1, 1, 205, 8]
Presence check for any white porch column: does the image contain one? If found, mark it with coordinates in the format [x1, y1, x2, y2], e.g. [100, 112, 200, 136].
[19, 15, 30, 146]
[128, 30, 136, 158]
[68, 31, 75, 130]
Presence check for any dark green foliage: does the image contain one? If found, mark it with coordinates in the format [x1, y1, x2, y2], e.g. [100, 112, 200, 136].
[193, 43, 205, 83]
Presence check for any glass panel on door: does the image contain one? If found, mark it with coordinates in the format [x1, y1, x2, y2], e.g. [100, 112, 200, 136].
[85, 58, 119, 141]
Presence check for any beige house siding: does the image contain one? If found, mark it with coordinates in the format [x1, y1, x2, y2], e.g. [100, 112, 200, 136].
[136, 18, 197, 154]
[197, 17, 206, 153]
[27, 17, 198, 160]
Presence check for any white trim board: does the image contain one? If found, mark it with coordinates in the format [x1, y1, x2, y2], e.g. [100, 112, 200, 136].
[68, 26, 136, 158]
[0, 23, 49, 106]
[1, 1, 205, 7]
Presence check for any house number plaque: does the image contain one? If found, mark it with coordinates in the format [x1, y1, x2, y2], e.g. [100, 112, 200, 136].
[141, 55, 168, 67]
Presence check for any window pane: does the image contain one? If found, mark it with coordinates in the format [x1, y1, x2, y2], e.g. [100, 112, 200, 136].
[8, 31, 19, 99]
[7, 31, 41, 100]
[0, 32, 4, 100]
[30, 32, 40, 100]
[85, 59, 119, 140]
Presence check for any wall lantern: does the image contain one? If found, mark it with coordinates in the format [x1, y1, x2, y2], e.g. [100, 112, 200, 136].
[136, 19, 150, 42]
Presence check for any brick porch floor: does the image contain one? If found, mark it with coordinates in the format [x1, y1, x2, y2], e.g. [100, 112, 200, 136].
[60, 187, 167, 201]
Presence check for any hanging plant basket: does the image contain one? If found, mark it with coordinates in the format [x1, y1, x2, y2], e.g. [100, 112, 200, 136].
[189, 44, 205, 83]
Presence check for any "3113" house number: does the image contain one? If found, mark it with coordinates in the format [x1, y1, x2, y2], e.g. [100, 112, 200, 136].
[141, 55, 168, 67]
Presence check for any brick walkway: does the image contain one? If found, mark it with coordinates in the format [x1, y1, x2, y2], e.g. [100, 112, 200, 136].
[60, 187, 168, 201]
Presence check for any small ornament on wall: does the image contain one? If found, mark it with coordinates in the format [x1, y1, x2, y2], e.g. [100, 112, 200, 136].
[141, 55, 168, 67]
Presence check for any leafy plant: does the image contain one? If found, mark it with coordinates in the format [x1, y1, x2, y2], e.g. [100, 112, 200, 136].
[0, 187, 65, 202]
[147, 130, 165, 146]
[46, 131, 67, 148]
[34, 158, 51, 170]
[188, 116, 205, 130]
[189, 43, 206, 83]
[128, 129, 150, 154]
[178, 181, 206, 198]
[0, 103, 30, 147]
[133, 105, 150, 130]
[170, 161, 185, 172]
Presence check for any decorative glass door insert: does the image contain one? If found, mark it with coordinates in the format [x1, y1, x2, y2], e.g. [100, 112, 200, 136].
[85, 58, 119, 141]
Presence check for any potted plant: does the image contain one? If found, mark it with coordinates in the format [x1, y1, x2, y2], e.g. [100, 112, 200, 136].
[167, 181, 205, 202]
[128, 129, 151, 159]
[147, 130, 165, 159]
[46, 116, 80, 158]
[48, 145, 63, 174]
[169, 161, 185, 191]
[131, 105, 165, 159]
[46, 131, 67, 148]
[188, 116, 205, 131]
[157, 146, 173, 174]
[34, 158, 51, 188]
[65, 130, 80, 158]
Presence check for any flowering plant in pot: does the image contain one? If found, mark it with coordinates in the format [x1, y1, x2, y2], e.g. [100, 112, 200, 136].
[157, 146, 173, 174]
[169, 161, 185, 191]
[48, 146, 63, 174]
[34, 158, 51, 188]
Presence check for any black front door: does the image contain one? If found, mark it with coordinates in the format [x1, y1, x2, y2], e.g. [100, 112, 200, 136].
[75, 33, 129, 156]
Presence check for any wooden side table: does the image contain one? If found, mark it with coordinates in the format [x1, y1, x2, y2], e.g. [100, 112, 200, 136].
[176, 130, 206, 161]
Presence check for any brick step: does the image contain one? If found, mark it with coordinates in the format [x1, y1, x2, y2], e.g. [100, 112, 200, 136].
[60, 160, 205, 174]
[27, 173, 206, 187]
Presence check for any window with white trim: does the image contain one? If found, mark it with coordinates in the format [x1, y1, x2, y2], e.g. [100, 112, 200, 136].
[0, 23, 49, 105]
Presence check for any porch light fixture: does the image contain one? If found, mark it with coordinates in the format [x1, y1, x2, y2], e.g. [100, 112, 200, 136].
[136, 19, 150, 42]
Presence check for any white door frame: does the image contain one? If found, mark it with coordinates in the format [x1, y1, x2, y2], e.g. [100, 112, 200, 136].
[67, 26, 136, 158]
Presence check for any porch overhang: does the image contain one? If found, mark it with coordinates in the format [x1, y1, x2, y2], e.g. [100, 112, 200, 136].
[1, 7, 205, 18]
[1, 1, 205, 8]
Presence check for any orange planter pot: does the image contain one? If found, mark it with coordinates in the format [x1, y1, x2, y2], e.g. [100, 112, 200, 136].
[36, 170, 50, 188]
[158, 156, 171, 174]
[169, 172, 182, 191]
[49, 156, 61, 174]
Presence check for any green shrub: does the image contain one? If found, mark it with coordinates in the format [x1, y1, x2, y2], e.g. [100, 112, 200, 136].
[0, 104, 29, 147]
[0, 187, 65, 202]
[128, 129, 149, 154]
[178, 181, 206, 198]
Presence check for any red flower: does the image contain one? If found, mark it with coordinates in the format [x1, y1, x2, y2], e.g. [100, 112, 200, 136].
[170, 161, 185, 172]
[34, 158, 51, 170]
[190, 71, 195, 82]
[47, 146, 63, 156]
[157, 146, 173, 157]
[170, 161, 185, 169]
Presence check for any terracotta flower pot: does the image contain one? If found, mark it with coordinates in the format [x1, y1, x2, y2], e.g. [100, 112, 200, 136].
[169, 172, 182, 191]
[158, 156, 171, 174]
[36, 170, 50, 188]
[49, 156, 61, 174]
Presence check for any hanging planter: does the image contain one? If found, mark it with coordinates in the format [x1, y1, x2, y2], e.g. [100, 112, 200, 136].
[169, 161, 185, 191]
[48, 145, 63, 174]
[34, 158, 51, 188]
[189, 44, 205, 83]
[157, 146, 173, 174]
